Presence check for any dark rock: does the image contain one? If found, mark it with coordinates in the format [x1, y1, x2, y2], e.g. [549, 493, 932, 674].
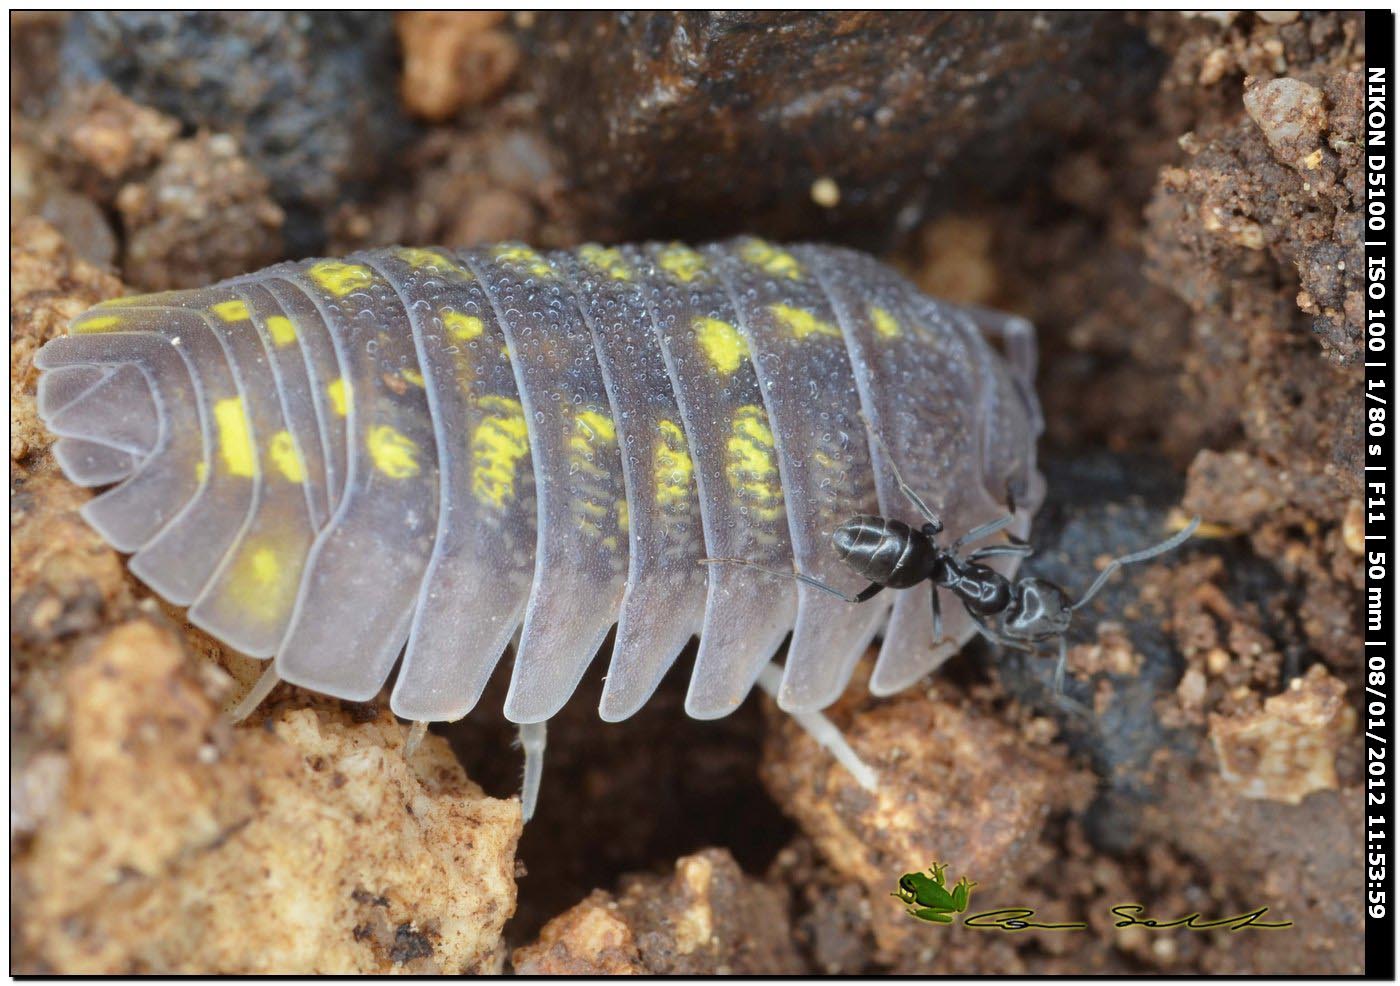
[60, 12, 412, 253]
[521, 12, 1164, 247]
[994, 451, 1303, 836]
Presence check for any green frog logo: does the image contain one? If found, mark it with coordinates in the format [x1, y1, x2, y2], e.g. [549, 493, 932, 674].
[892, 861, 977, 924]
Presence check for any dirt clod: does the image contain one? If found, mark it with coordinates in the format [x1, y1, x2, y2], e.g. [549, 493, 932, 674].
[513, 848, 801, 974]
[116, 132, 284, 290]
[396, 12, 520, 122]
[11, 618, 520, 974]
[1209, 663, 1355, 804]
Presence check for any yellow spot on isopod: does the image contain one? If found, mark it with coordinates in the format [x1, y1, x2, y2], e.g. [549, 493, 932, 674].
[72, 314, 122, 334]
[308, 261, 374, 297]
[395, 247, 457, 272]
[656, 244, 707, 283]
[575, 409, 616, 442]
[726, 404, 785, 522]
[214, 396, 257, 478]
[693, 316, 748, 376]
[492, 244, 554, 279]
[210, 299, 250, 322]
[401, 368, 425, 388]
[655, 419, 693, 509]
[366, 424, 420, 479]
[442, 309, 484, 342]
[568, 409, 617, 481]
[195, 461, 209, 483]
[266, 315, 298, 346]
[739, 239, 802, 280]
[326, 378, 351, 417]
[94, 293, 162, 309]
[226, 540, 302, 622]
[250, 545, 280, 585]
[616, 498, 629, 533]
[768, 303, 841, 341]
[578, 244, 632, 281]
[870, 306, 902, 339]
[268, 430, 306, 483]
[472, 395, 529, 508]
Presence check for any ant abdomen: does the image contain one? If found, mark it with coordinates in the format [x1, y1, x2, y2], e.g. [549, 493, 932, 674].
[832, 515, 933, 589]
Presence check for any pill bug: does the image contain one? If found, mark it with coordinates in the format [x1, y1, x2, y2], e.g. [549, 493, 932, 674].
[35, 238, 1044, 810]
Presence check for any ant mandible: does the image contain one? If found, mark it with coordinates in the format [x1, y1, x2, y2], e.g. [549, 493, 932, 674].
[704, 426, 1201, 708]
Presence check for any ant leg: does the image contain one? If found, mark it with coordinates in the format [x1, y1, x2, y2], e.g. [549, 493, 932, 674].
[969, 618, 1035, 653]
[858, 412, 943, 529]
[970, 483, 1031, 549]
[1071, 516, 1202, 611]
[968, 543, 1034, 562]
[998, 491, 1029, 549]
[517, 721, 547, 823]
[1051, 638, 1093, 717]
[758, 663, 878, 792]
[1053, 636, 1068, 696]
[931, 586, 944, 645]
[951, 513, 1017, 552]
[700, 557, 884, 604]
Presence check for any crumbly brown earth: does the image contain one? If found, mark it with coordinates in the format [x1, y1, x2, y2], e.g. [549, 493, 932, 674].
[10, 11, 1365, 974]
[512, 848, 802, 974]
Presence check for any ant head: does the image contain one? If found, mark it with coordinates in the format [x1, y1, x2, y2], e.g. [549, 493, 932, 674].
[1004, 577, 1073, 640]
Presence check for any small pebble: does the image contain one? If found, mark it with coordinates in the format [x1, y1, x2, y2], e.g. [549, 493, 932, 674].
[810, 177, 840, 208]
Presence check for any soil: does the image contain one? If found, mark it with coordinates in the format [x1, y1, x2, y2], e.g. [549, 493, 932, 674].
[9, 11, 1366, 974]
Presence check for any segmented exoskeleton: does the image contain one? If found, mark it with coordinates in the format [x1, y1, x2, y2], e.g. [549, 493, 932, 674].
[35, 238, 1045, 814]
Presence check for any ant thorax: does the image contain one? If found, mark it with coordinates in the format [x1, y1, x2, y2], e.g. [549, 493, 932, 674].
[934, 554, 1013, 616]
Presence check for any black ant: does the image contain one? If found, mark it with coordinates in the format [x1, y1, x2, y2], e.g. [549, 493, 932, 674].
[703, 431, 1200, 710]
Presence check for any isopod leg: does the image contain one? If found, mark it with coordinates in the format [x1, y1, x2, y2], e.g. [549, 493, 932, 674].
[230, 662, 281, 723]
[518, 720, 547, 823]
[404, 720, 429, 758]
[756, 664, 878, 793]
[968, 308, 1038, 400]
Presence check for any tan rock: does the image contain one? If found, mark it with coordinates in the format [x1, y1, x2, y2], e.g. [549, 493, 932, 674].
[1243, 76, 1328, 170]
[1209, 663, 1355, 804]
[760, 677, 1091, 960]
[513, 848, 800, 974]
[397, 12, 519, 122]
[12, 619, 520, 974]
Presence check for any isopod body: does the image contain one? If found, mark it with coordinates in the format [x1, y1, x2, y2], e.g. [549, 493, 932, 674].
[35, 238, 1045, 729]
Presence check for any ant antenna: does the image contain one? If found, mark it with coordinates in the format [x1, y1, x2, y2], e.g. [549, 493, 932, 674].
[1071, 516, 1202, 611]
[857, 410, 943, 529]
[699, 557, 883, 604]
